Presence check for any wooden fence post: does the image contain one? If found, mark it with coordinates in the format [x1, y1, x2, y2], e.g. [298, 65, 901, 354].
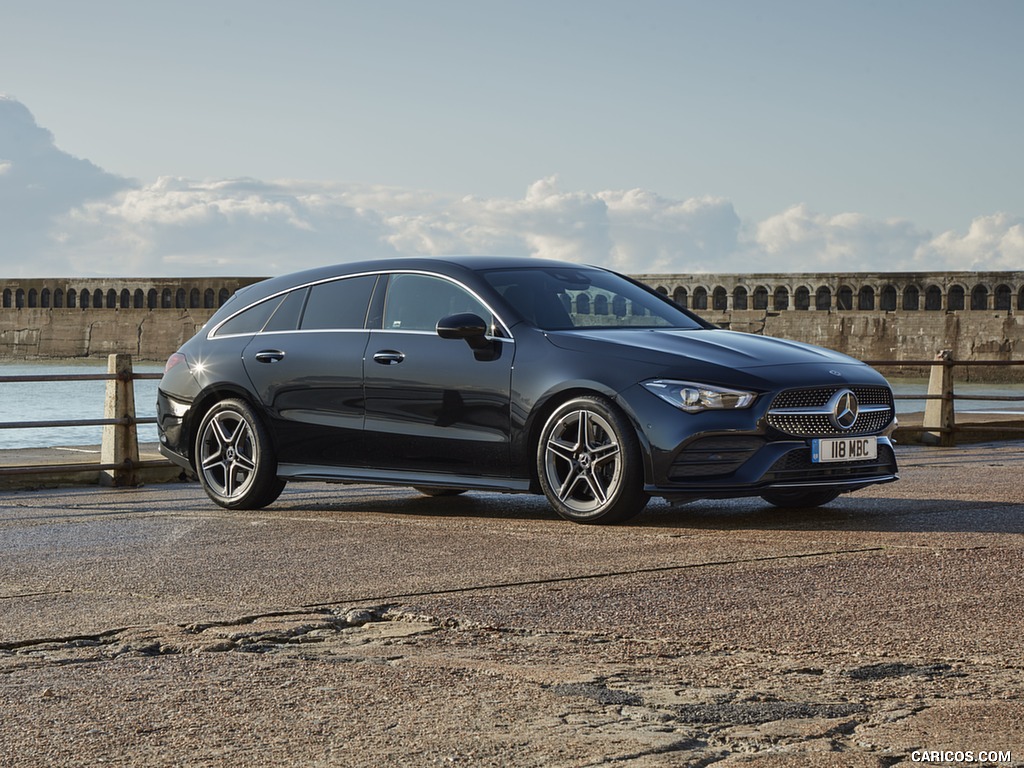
[99, 353, 141, 486]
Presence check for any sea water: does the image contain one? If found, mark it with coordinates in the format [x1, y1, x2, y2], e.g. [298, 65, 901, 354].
[0, 360, 162, 449]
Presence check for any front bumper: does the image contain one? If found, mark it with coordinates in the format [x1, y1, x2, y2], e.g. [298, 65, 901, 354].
[618, 382, 899, 502]
[644, 434, 898, 501]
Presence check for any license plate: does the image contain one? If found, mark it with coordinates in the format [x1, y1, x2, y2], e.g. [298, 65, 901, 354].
[811, 436, 877, 463]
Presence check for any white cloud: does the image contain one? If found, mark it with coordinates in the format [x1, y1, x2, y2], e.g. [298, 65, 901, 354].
[751, 204, 928, 272]
[2, 94, 1022, 278]
[914, 213, 1024, 271]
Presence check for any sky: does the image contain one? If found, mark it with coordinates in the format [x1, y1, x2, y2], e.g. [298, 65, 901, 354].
[1, 0, 1022, 278]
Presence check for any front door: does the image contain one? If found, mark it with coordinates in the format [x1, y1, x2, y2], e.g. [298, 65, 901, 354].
[362, 273, 514, 477]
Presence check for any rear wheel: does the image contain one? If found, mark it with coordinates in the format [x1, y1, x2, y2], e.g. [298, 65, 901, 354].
[760, 489, 841, 509]
[194, 398, 285, 509]
[537, 396, 649, 524]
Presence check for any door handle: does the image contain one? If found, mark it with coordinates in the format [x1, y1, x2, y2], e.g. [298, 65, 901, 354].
[372, 350, 405, 365]
[254, 350, 285, 363]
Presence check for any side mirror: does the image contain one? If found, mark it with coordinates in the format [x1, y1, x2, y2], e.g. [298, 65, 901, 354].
[436, 313, 498, 360]
[437, 313, 488, 342]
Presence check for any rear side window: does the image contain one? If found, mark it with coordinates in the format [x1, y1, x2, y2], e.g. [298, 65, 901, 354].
[213, 295, 284, 337]
[300, 275, 376, 330]
[263, 288, 308, 332]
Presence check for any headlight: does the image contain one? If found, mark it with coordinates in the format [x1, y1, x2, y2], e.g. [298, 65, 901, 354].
[642, 379, 756, 413]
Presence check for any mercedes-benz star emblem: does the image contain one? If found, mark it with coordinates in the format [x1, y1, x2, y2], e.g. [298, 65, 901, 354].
[828, 389, 859, 431]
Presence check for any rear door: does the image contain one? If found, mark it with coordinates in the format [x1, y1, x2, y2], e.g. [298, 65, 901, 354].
[242, 274, 377, 467]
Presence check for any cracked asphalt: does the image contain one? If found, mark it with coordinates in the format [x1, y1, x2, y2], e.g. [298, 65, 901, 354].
[1, 442, 1022, 767]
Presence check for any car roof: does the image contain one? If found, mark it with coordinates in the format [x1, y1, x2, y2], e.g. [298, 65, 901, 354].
[233, 255, 609, 306]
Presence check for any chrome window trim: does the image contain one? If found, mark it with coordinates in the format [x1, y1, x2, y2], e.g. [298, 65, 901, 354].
[208, 268, 515, 342]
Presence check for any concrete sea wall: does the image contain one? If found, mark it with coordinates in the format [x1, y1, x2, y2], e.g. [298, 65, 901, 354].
[1, 273, 1022, 381]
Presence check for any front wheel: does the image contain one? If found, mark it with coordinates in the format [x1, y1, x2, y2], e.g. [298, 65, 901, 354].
[194, 398, 285, 510]
[760, 489, 841, 509]
[537, 396, 649, 524]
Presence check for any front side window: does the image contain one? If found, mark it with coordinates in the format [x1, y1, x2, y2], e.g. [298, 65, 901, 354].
[481, 267, 705, 331]
[383, 274, 492, 332]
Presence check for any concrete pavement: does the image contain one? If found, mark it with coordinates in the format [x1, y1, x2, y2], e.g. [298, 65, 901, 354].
[1, 442, 1022, 766]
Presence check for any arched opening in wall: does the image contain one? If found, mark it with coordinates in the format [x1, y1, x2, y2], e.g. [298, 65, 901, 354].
[148, 289, 158, 309]
[594, 294, 608, 315]
[752, 286, 769, 310]
[204, 288, 216, 309]
[190, 288, 201, 308]
[656, 286, 668, 295]
[576, 293, 591, 314]
[15, 290, 25, 309]
[28, 289, 38, 308]
[1019, 287, 1024, 310]
[218, 289, 230, 306]
[903, 286, 920, 310]
[712, 286, 728, 311]
[971, 285, 989, 310]
[673, 287, 688, 308]
[948, 285, 965, 311]
[120, 289, 131, 308]
[54, 289, 64, 309]
[794, 286, 810, 310]
[2, 288, 10, 308]
[107, 289, 117, 309]
[175, 289, 186, 309]
[67, 289, 77, 309]
[774, 287, 789, 311]
[612, 295, 627, 317]
[815, 287, 832, 310]
[858, 286, 875, 310]
[41, 288, 51, 308]
[733, 286, 748, 310]
[162, 288, 173, 309]
[836, 286, 853, 310]
[692, 287, 708, 310]
[880, 285, 897, 311]
[925, 286, 942, 310]
[631, 300, 646, 316]
[81, 290, 91, 309]
[93, 289, 104, 308]
[995, 284, 1012, 311]
[134, 289, 145, 308]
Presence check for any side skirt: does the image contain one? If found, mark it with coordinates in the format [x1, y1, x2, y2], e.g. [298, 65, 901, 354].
[276, 464, 533, 494]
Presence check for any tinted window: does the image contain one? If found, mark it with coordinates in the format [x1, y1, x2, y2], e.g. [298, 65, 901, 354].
[214, 295, 284, 337]
[383, 274, 491, 332]
[263, 288, 308, 332]
[481, 267, 704, 331]
[300, 276, 376, 330]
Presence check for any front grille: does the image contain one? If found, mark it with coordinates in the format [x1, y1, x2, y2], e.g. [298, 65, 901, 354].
[669, 436, 765, 480]
[763, 444, 897, 483]
[766, 386, 894, 437]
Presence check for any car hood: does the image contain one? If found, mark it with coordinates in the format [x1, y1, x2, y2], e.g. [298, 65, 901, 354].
[544, 328, 880, 388]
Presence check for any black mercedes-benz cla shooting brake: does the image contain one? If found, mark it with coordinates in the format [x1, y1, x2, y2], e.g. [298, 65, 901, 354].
[157, 257, 898, 523]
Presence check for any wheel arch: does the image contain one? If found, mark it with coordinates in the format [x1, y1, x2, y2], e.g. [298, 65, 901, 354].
[522, 383, 653, 492]
[182, 383, 269, 468]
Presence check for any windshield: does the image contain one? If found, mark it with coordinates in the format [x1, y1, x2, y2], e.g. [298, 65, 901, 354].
[481, 267, 706, 331]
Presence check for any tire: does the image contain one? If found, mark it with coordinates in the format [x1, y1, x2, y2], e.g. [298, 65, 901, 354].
[760, 489, 841, 509]
[537, 395, 649, 524]
[194, 398, 285, 510]
[414, 487, 467, 497]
